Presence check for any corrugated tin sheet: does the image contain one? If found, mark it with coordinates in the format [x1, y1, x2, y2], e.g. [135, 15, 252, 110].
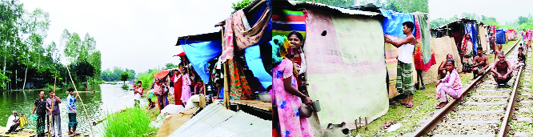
[168, 104, 272, 137]
[287, 1, 381, 17]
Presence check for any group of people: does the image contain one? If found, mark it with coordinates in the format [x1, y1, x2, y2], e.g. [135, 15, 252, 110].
[432, 33, 528, 108]
[145, 64, 204, 112]
[385, 21, 528, 109]
[12, 88, 80, 137]
[271, 31, 314, 137]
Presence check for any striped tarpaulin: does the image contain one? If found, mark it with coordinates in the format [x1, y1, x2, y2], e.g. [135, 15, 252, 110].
[272, 9, 306, 38]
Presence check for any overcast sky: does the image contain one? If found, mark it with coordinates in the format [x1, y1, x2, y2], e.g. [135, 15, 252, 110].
[429, 0, 533, 23]
[21, 0, 240, 73]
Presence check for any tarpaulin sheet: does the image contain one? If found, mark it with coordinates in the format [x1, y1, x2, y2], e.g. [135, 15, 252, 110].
[380, 9, 416, 37]
[244, 45, 272, 89]
[305, 9, 388, 129]
[496, 29, 506, 44]
[464, 22, 478, 55]
[180, 40, 222, 84]
[272, 9, 306, 38]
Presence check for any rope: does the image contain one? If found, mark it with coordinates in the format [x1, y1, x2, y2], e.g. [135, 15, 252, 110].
[65, 66, 94, 136]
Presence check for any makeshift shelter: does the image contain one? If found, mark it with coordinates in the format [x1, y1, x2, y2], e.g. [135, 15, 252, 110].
[431, 18, 482, 54]
[274, 1, 390, 130]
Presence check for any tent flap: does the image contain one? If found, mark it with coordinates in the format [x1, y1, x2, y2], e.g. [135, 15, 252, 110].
[244, 45, 272, 89]
[181, 40, 223, 84]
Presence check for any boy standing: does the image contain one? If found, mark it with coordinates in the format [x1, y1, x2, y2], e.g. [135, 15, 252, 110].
[67, 88, 80, 135]
[385, 21, 417, 108]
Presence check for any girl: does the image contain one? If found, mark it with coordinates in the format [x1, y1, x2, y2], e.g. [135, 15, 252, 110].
[133, 81, 143, 107]
[435, 59, 463, 109]
[271, 35, 314, 137]
[171, 69, 183, 106]
[287, 31, 308, 92]
[154, 78, 169, 111]
[181, 67, 192, 105]
[438, 54, 454, 79]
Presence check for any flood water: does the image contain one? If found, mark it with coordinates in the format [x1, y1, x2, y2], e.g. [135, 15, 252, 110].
[0, 84, 147, 136]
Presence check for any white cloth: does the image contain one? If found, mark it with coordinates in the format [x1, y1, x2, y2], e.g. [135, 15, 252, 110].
[134, 88, 142, 101]
[6, 115, 18, 128]
[398, 43, 415, 63]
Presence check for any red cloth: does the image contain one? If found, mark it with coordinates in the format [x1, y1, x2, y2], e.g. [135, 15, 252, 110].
[171, 74, 183, 105]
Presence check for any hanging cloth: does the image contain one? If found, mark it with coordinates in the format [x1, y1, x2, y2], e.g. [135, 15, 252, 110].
[233, 9, 272, 50]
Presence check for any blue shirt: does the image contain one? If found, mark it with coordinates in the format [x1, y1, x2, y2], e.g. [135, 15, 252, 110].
[67, 94, 76, 113]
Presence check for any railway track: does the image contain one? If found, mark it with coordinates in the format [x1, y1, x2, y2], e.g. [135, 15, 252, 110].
[412, 40, 528, 137]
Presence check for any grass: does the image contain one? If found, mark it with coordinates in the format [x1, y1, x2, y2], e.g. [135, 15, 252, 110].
[105, 107, 158, 137]
[351, 40, 521, 136]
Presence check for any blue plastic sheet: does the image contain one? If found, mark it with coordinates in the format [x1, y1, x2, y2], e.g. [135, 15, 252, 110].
[179, 40, 222, 84]
[380, 9, 416, 37]
[496, 29, 506, 44]
[464, 22, 478, 55]
[245, 45, 272, 89]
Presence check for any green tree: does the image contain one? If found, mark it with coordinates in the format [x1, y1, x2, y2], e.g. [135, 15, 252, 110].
[231, 0, 253, 13]
[120, 71, 130, 84]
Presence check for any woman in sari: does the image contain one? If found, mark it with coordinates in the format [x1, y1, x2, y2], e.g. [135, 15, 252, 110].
[271, 35, 314, 137]
[171, 68, 183, 106]
[461, 33, 473, 73]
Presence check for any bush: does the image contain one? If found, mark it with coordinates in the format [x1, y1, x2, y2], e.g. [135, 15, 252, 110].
[105, 107, 158, 137]
[137, 69, 159, 90]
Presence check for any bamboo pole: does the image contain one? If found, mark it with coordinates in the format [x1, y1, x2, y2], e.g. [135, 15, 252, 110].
[65, 66, 94, 136]
[223, 63, 230, 109]
[47, 75, 56, 137]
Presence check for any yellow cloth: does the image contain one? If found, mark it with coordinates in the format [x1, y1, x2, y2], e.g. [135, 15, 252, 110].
[19, 116, 27, 128]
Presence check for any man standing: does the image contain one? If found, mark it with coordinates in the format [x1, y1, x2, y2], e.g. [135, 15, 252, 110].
[491, 53, 513, 87]
[46, 90, 62, 136]
[5, 111, 20, 134]
[385, 21, 416, 108]
[67, 88, 80, 135]
[490, 33, 496, 54]
[472, 47, 489, 78]
[32, 91, 47, 137]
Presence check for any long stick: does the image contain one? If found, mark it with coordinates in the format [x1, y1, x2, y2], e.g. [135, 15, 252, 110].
[66, 66, 94, 136]
[47, 75, 57, 137]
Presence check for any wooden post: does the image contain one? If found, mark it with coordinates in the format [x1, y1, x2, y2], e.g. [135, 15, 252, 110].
[223, 63, 230, 109]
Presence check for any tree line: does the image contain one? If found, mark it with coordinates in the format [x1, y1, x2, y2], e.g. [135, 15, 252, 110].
[431, 12, 533, 31]
[0, 0, 101, 90]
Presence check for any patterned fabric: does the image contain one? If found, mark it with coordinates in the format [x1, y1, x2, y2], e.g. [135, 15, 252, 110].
[233, 9, 271, 50]
[34, 98, 47, 115]
[68, 113, 77, 127]
[272, 59, 313, 137]
[228, 59, 254, 100]
[396, 61, 415, 95]
[272, 9, 306, 38]
[36, 113, 45, 136]
[413, 13, 436, 71]
[221, 16, 235, 63]
[67, 95, 76, 113]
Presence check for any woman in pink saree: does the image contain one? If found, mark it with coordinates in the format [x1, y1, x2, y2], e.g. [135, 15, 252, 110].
[180, 67, 192, 105]
[271, 35, 313, 137]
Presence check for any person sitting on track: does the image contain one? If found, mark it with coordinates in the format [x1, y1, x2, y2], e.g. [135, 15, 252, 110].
[438, 54, 454, 79]
[435, 59, 463, 109]
[517, 46, 526, 68]
[491, 53, 513, 88]
[472, 47, 489, 78]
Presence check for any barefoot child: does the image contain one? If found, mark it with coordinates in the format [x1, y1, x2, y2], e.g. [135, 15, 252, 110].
[435, 59, 463, 109]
